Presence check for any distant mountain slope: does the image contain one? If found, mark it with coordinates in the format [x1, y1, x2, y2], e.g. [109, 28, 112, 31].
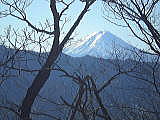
[63, 31, 136, 58]
[0, 45, 159, 120]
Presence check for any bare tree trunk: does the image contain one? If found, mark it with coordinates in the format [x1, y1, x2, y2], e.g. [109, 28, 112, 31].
[20, 0, 96, 119]
[90, 76, 112, 120]
[20, 45, 60, 119]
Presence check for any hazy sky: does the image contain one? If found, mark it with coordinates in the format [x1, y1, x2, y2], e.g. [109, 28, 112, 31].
[0, 0, 147, 50]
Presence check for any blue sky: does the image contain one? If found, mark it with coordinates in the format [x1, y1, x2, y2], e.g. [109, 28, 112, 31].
[0, 0, 147, 50]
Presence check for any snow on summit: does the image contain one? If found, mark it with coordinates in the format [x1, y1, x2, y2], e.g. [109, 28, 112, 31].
[63, 31, 135, 59]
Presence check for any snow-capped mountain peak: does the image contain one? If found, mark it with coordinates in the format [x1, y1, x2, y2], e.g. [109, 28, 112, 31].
[63, 31, 135, 58]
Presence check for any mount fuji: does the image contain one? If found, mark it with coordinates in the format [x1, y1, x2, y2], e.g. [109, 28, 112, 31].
[63, 31, 136, 58]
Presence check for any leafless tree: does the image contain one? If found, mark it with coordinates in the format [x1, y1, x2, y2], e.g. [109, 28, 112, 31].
[0, 0, 96, 119]
[102, 0, 160, 119]
[103, 0, 160, 55]
[56, 47, 160, 120]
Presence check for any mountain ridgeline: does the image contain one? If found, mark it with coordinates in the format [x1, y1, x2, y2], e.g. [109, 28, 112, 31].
[0, 31, 159, 120]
